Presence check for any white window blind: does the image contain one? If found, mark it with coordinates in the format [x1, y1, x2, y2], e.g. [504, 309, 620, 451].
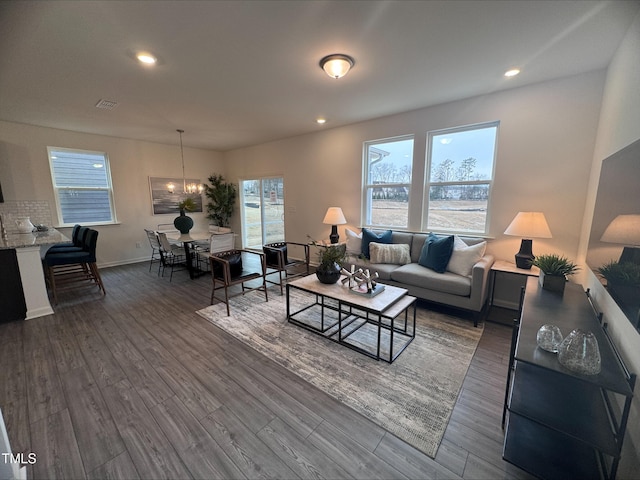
[48, 147, 116, 226]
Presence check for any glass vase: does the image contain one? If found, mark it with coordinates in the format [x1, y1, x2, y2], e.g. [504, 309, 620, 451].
[536, 324, 563, 353]
[557, 329, 601, 375]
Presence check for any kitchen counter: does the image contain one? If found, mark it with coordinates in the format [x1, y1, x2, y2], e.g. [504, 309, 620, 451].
[1, 228, 69, 320]
[1, 228, 69, 249]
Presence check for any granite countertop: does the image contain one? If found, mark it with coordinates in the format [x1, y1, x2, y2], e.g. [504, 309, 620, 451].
[0, 228, 69, 249]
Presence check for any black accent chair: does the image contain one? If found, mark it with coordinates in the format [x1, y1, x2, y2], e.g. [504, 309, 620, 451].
[262, 241, 310, 294]
[210, 249, 268, 316]
[43, 228, 106, 304]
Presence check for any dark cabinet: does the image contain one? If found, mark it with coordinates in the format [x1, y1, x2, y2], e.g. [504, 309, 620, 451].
[503, 277, 635, 480]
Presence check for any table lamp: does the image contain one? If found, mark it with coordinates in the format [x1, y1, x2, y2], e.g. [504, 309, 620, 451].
[323, 207, 347, 244]
[600, 214, 640, 264]
[504, 212, 552, 269]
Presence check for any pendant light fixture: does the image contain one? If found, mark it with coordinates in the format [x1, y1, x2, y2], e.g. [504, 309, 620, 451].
[320, 54, 355, 79]
[168, 129, 203, 195]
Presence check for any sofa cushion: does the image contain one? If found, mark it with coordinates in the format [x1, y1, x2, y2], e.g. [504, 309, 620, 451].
[418, 233, 454, 273]
[345, 228, 362, 255]
[447, 236, 487, 277]
[361, 228, 392, 258]
[391, 263, 472, 296]
[369, 242, 411, 265]
[344, 256, 398, 281]
[411, 233, 428, 263]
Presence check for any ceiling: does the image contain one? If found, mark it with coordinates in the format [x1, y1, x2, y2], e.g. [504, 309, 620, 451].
[0, 1, 638, 151]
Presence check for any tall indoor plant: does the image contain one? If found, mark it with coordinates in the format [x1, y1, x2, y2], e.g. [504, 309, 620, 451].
[204, 174, 236, 229]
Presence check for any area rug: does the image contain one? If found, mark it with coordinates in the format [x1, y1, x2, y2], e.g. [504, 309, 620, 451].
[196, 290, 483, 457]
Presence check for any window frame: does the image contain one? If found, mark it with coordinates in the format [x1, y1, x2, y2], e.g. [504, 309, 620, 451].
[361, 134, 414, 230]
[47, 146, 118, 227]
[422, 121, 499, 236]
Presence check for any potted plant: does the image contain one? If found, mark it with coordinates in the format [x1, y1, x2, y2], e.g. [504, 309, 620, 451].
[531, 254, 579, 294]
[309, 236, 346, 284]
[173, 197, 197, 234]
[597, 261, 640, 322]
[204, 174, 236, 230]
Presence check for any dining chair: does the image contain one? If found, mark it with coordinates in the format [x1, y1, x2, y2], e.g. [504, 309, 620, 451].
[210, 249, 268, 315]
[144, 228, 163, 273]
[263, 241, 310, 294]
[157, 231, 186, 281]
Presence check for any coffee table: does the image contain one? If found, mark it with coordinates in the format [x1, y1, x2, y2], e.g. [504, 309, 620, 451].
[286, 274, 416, 363]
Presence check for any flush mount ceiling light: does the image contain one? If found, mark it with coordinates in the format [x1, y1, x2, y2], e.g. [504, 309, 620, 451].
[136, 51, 157, 65]
[320, 54, 355, 79]
[504, 68, 521, 78]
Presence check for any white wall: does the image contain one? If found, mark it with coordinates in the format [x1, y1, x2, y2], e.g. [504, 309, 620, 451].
[0, 121, 224, 266]
[224, 71, 605, 266]
[577, 12, 640, 477]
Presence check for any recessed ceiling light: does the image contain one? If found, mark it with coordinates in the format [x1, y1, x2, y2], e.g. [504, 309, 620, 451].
[316, 118, 327, 125]
[136, 52, 157, 65]
[504, 68, 520, 78]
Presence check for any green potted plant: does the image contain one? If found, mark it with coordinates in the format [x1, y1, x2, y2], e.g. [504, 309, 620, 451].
[173, 197, 197, 234]
[597, 261, 640, 320]
[308, 236, 347, 284]
[204, 174, 236, 229]
[531, 254, 579, 293]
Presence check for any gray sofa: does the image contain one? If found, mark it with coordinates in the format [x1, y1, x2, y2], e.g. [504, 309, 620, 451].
[345, 230, 494, 326]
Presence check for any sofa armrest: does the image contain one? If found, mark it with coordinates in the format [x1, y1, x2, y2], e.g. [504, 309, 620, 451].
[469, 254, 495, 311]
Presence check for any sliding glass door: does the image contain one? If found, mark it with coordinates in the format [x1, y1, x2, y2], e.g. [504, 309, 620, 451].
[240, 177, 285, 249]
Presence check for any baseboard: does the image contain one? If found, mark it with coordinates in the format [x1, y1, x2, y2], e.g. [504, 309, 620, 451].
[492, 299, 520, 310]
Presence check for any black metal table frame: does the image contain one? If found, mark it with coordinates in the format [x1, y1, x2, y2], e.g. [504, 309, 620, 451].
[286, 283, 417, 363]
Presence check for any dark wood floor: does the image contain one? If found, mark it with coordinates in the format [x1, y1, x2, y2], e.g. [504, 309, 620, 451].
[0, 260, 534, 479]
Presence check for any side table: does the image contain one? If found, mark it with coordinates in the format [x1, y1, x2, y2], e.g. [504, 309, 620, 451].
[489, 260, 540, 311]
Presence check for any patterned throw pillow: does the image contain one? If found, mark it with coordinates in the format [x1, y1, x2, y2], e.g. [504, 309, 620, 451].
[361, 228, 392, 259]
[369, 242, 411, 265]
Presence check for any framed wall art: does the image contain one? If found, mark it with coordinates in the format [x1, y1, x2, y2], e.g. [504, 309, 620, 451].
[149, 176, 204, 215]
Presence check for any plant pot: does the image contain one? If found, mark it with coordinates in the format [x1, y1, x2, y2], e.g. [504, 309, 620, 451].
[173, 210, 194, 234]
[316, 262, 341, 284]
[607, 281, 640, 328]
[539, 271, 566, 294]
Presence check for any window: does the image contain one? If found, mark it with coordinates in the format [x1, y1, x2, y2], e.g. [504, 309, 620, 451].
[424, 122, 498, 234]
[240, 176, 285, 248]
[362, 136, 413, 229]
[48, 147, 116, 226]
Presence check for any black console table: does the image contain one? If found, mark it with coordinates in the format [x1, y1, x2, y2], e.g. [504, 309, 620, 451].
[503, 277, 635, 480]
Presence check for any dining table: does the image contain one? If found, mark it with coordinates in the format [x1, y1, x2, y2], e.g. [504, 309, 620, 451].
[166, 231, 212, 279]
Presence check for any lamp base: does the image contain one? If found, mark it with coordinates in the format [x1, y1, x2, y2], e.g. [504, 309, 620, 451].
[515, 239, 534, 269]
[619, 246, 640, 265]
[329, 225, 339, 244]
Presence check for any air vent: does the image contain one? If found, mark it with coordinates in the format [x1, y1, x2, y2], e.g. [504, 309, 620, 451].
[95, 99, 118, 110]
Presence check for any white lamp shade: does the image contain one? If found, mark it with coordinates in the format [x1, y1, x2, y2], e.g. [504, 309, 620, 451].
[600, 214, 640, 245]
[504, 212, 552, 238]
[323, 207, 347, 225]
[320, 54, 354, 79]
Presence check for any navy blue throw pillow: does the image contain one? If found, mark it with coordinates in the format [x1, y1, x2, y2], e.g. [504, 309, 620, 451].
[361, 228, 392, 259]
[418, 233, 454, 273]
